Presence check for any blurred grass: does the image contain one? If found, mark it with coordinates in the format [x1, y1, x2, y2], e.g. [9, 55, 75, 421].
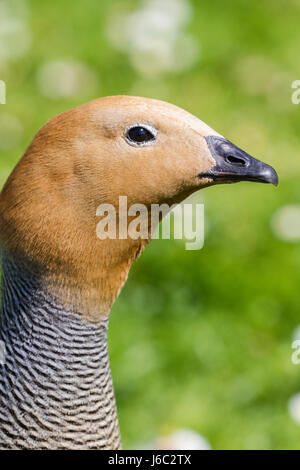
[0, 0, 300, 449]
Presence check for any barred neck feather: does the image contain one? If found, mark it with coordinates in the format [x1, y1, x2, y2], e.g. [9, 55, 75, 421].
[0, 253, 121, 450]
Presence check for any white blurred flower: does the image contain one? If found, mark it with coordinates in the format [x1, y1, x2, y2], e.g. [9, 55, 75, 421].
[129, 33, 198, 77]
[37, 60, 99, 100]
[271, 205, 300, 242]
[129, 39, 175, 77]
[169, 34, 199, 73]
[143, 0, 192, 28]
[125, 0, 191, 48]
[0, 0, 31, 61]
[106, 0, 199, 77]
[288, 393, 300, 424]
[0, 113, 23, 149]
[156, 429, 211, 450]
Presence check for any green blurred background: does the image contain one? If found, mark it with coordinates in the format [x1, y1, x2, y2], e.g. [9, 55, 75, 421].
[0, 0, 300, 450]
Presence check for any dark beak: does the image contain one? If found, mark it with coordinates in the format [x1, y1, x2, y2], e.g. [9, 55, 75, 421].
[200, 136, 278, 186]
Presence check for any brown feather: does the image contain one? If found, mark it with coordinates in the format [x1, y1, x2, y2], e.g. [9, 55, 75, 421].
[0, 96, 218, 320]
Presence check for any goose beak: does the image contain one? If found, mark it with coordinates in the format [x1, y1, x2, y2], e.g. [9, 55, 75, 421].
[201, 136, 278, 186]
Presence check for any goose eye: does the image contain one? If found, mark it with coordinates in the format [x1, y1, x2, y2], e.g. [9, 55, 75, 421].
[126, 126, 156, 145]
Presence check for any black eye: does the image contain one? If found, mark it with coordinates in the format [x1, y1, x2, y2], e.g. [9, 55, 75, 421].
[126, 126, 156, 144]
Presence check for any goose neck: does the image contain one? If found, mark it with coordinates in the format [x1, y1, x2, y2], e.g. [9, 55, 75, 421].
[0, 253, 121, 449]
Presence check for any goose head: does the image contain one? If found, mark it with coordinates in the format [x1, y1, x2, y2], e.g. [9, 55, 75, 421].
[0, 95, 278, 319]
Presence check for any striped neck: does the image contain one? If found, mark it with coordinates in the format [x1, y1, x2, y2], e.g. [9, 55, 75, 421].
[0, 253, 121, 450]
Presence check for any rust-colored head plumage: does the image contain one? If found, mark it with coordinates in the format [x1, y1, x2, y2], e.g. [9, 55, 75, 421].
[0, 96, 277, 319]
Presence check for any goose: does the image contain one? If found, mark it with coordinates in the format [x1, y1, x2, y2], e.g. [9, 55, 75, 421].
[0, 96, 278, 450]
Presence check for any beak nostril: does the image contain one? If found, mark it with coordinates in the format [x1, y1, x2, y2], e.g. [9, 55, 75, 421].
[205, 135, 278, 185]
[225, 155, 247, 166]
